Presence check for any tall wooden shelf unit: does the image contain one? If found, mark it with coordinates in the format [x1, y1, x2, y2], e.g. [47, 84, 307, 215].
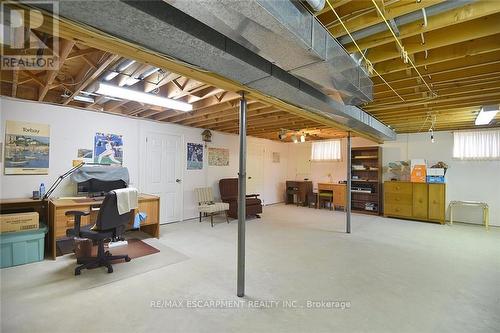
[351, 146, 382, 215]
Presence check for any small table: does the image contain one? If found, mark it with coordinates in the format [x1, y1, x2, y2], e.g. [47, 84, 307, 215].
[449, 200, 489, 229]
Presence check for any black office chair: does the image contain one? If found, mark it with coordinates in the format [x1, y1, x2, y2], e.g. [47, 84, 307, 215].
[66, 191, 131, 275]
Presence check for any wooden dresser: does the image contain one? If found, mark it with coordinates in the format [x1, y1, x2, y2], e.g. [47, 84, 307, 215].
[48, 194, 160, 259]
[384, 181, 446, 224]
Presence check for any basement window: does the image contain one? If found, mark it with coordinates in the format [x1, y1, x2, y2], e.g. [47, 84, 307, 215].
[311, 140, 342, 161]
[453, 130, 500, 160]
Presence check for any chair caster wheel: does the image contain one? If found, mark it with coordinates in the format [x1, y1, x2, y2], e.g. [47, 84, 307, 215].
[107, 267, 113, 273]
[125, 256, 131, 262]
[75, 270, 81, 276]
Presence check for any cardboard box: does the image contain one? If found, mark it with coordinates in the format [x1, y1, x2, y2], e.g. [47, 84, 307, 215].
[411, 159, 427, 183]
[0, 212, 39, 233]
[427, 168, 445, 176]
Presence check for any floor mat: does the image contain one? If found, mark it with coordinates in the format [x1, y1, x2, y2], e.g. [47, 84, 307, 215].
[0, 238, 189, 295]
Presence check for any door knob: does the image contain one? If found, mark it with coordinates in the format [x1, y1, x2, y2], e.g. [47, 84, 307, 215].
[176, 179, 182, 183]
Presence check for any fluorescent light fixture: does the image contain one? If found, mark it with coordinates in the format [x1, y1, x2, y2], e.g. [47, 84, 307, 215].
[96, 83, 193, 111]
[124, 77, 140, 86]
[475, 105, 499, 125]
[104, 71, 119, 81]
[117, 59, 135, 71]
[140, 67, 159, 79]
[74, 95, 95, 103]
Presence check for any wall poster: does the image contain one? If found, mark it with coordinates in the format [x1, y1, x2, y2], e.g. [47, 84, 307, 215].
[4, 120, 50, 175]
[187, 143, 203, 170]
[94, 132, 123, 165]
[272, 152, 280, 163]
[208, 147, 229, 166]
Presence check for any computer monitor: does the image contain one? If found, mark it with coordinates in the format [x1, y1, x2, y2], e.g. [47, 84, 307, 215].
[77, 178, 127, 197]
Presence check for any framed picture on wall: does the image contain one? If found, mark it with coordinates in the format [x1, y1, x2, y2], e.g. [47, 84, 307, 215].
[187, 143, 203, 170]
[272, 152, 280, 163]
[94, 132, 123, 165]
[4, 120, 50, 175]
[208, 147, 229, 166]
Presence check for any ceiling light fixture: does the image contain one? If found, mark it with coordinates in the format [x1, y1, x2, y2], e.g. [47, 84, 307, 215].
[475, 105, 499, 126]
[429, 115, 436, 143]
[139, 67, 159, 79]
[117, 59, 136, 71]
[74, 95, 95, 103]
[278, 129, 287, 141]
[124, 77, 141, 86]
[96, 83, 193, 111]
[104, 71, 119, 81]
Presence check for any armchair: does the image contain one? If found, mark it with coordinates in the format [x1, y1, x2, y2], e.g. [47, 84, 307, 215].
[219, 178, 262, 219]
[194, 187, 230, 227]
[65, 191, 132, 275]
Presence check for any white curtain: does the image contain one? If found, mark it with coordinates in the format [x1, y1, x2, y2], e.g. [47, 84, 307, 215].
[311, 140, 342, 161]
[453, 130, 500, 160]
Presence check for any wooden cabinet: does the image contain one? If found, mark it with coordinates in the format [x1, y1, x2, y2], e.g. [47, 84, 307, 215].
[428, 184, 446, 222]
[384, 182, 412, 217]
[286, 181, 313, 206]
[384, 181, 445, 224]
[412, 183, 428, 220]
[332, 184, 346, 209]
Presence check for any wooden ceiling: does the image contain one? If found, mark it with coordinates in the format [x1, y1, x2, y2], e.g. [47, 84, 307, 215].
[0, 35, 346, 142]
[315, 0, 500, 133]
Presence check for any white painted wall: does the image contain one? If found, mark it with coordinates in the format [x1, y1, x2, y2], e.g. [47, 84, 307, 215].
[287, 132, 500, 226]
[287, 136, 377, 190]
[0, 97, 289, 221]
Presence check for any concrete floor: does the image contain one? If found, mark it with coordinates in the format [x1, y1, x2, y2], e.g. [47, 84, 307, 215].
[1, 204, 499, 333]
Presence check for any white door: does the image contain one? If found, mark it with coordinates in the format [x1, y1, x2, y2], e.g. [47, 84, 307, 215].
[246, 143, 264, 203]
[145, 133, 182, 224]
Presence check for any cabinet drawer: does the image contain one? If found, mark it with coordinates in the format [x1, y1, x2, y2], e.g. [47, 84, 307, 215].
[384, 182, 412, 195]
[54, 206, 92, 239]
[384, 204, 412, 217]
[384, 193, 412, 205]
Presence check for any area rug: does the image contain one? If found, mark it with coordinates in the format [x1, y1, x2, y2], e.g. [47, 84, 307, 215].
[0, 237, 189, 297]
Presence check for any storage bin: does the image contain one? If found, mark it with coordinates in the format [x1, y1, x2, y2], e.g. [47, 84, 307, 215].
[426, 176, 445, 183]
[0, 224, 47, 268]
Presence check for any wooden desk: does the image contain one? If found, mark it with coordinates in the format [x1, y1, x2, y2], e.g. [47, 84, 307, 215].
[0, 198, 48, 224]
[48, 194, 160, 259]
[317, 183, 346, 210]
[286, 181, 313, 206]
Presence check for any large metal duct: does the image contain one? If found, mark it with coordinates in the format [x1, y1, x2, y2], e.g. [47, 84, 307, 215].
[337, 0, 475, 45]
[165, 0, 373, 105]
[31, 0, 395, 141]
